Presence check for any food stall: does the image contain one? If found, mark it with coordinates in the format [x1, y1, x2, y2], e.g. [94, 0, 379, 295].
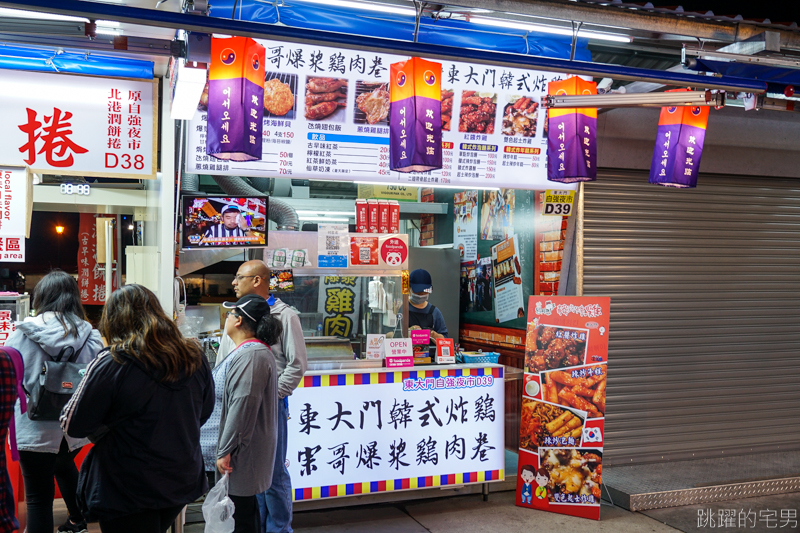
[242, 230, 509, 506]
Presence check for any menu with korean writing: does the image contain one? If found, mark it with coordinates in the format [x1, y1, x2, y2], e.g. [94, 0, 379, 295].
[186, 39, 576, 192]
[0, 70, 156, 178]
[288, 366, 504, 501]
[517, 296, 610, 520]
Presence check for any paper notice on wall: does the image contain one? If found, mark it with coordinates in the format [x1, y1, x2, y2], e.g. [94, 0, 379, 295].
[492, 234, 524, 323]
[453, 190, 478, 262]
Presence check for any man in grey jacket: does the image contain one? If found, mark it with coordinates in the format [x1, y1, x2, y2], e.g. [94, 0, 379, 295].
[218, 260, 307, 533]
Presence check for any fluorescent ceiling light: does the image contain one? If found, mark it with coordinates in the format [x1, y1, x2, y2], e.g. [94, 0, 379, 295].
[470, 16, 631, 43]
[97, 20, 120, 27]
[298, 0, 415, 17]
[296, 210, 356, 216]
[298, 216, 352, 222]
[95, 28, 121, 36]
[170, 62, 207, 120]
[355, 180, 499, 191]
[0, 7, 88, 22]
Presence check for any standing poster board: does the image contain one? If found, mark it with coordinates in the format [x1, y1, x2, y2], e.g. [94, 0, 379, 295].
[516, 296, 610, 520]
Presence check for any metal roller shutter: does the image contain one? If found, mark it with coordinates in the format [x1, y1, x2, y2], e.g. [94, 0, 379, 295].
[581, 170, 800, 466]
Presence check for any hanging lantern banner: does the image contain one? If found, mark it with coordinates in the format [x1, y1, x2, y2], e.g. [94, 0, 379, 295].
[546, 77, 597, 183]
[649, 89, 709, 188]
[389, 57, 443, 173]
[207, 37, 266, 161]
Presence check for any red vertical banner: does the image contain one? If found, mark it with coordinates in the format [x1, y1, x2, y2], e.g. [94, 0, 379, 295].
[517, 296, 610, 520]
[77, 213, 118, 305]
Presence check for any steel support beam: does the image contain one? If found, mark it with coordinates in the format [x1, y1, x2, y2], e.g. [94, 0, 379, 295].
[0, 0, 768, 92]
[442, 0, 800, 50]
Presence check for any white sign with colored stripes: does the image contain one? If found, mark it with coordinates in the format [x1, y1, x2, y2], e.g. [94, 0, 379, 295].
[288, 365, 505, 501]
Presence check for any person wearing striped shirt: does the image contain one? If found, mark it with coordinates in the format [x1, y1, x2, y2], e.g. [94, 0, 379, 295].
[202, 205, 252, 245]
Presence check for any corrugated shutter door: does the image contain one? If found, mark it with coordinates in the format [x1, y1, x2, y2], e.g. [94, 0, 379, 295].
[583, 170, 800, 466]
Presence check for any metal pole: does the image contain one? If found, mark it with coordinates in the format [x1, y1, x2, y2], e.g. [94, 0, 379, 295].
[105, 218, 114, 300]
[170, 506, 185, 533]
[576, 183, 585, 297]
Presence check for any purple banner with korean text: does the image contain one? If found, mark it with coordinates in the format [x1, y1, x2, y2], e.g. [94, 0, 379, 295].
[546, 77, 597, 183]
[390, 58, 442, 173]
[207, 36, 265, 162]
[649, 93, 709, 188]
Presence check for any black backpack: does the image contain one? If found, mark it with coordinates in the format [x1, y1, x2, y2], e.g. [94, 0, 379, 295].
[25, 334, 91, 421]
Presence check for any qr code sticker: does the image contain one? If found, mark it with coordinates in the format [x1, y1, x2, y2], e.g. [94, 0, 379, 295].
[359, 247, 371, 263]
[325, 236, 337, 251]
[441, 347, 450, 357]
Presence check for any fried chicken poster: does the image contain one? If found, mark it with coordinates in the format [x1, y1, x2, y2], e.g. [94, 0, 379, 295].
[516, 296, 610, 521]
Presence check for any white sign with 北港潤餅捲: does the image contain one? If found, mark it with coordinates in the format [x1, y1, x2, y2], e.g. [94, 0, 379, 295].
[288, 366, 504, 501]
[0, 70, 156, 178]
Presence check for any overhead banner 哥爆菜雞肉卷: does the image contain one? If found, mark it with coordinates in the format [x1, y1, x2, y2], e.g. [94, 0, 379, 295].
[186, 38, 575, 192]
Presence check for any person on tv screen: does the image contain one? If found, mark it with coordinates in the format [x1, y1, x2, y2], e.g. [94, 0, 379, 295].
[203, 204, 252, 245]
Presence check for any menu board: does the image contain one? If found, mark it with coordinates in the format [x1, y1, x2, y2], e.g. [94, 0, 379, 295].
[491, 235, 524, 323]
[187, 38, 577, 191]
[516, 296, 610, 521]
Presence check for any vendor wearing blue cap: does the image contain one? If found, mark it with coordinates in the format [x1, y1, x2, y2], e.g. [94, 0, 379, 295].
[408, 268, 448, 340]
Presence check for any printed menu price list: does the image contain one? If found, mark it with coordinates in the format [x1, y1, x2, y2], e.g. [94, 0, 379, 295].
[306, 130, 390, 176]
[457, 137, 498, 181]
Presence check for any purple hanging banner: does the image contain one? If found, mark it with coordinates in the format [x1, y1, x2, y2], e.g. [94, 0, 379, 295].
[649, 90, 710, 188]
[547, 77, 597, 183]
[207, 37, 265, 162]
[389, 57, 442, 173]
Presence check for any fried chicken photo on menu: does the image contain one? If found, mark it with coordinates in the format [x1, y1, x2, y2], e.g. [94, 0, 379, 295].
[305, 101, 346, 120]
[306, 91, 347, 105]
[263, 78, 295, 116]
[306, 78, 348, 93]
[441, 88, 454, 131]
[356, 83, 389, 125]
[305, 77, 348, 120]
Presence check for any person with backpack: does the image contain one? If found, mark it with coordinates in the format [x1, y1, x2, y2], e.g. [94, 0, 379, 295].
[60, 284, 214, 533]
[4, 271, 103, 533]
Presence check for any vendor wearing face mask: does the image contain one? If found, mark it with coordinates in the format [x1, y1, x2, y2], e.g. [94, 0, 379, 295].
[408, 269, 448, 340]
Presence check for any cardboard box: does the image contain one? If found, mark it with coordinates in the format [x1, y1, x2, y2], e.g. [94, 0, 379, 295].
[378, 200, 390, 233]
[367, 199, 379, 233]
[355, 199, 368, 233]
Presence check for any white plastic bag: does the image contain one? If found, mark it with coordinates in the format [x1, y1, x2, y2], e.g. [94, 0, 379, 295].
[203, 473, 236, 533]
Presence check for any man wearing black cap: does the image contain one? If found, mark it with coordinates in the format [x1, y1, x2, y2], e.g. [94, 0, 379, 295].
[203, 204, 252, 245]
[408, 268, 448, 340]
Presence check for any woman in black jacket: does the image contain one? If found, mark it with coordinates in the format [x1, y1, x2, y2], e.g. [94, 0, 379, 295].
[61, 284, 214, 533]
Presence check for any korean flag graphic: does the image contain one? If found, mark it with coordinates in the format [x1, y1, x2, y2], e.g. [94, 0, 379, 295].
[583, 426, 603, 443]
